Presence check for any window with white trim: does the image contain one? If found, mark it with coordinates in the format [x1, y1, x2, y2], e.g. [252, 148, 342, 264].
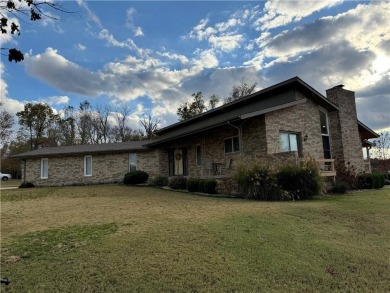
[84, 155, 92, 177]
[129, 153, 137, 172]
[224, 136, 240, 153]
[41, 158, 48, 179]
[279, 132, 299, 152]
[196, 145, 202, 166]
[319, 110, 331, 159]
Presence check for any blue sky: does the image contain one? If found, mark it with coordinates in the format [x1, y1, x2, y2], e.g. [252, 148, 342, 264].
[1, 0, 389, 133]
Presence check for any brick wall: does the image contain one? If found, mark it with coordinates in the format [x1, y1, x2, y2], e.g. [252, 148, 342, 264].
[265, 97, 324, 159]
[326, 86, 364, 173]
[24, 150, 158, 186]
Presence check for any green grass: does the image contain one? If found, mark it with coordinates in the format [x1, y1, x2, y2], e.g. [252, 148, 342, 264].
[0, 179, 21, 188]
[1, 185, 389, 292]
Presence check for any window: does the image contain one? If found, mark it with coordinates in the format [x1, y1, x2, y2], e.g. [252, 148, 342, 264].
[41, 158, 48, 179]
[129, 153, 137, 172]
[224, 136, 240, 153]
[84, 155, 92, 177]
[196, 145, 202, 166]
[319, 110, 331, 159]
[279, 132, 299, 152]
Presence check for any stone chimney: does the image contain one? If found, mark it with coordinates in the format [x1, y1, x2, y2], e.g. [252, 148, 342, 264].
[326, 85, 364, 173]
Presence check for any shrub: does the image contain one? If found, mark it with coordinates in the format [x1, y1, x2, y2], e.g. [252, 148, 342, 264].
[19, 182, 34, 188]
[277, 159, 323, 200]
[150, 176, 168, 187]
[335, 161, 358, 190]
[187, 178, 200, 192]
[123, 171, 149, 185]
[203, 179, 217, 194]
[169, 176, 187, 190]
[330, 180, 348, 194]
[357, 173, 385, 189]
[384, 179, 390, 186]
[357, 174, 374, 189]
[372, 173, 385, 189]
[235, 162, 283, 201]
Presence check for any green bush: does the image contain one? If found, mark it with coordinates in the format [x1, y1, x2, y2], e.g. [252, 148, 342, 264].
[169, 176, 187, 190]
[384, 179, 390, 186]
[372, 173, 385, 189]
[150, 176, 168, 187]
[123, 171, 149, 185]
[277, 160, 323, 200]
[330, 180, 348, 194]
[357, 174, 374, 189]
[235, 163, 283, 201]
[357, 173, 385, 189]
[19, 182, 35, 188]
[203, 179, 217, 194]
[187, 178, 200, 192]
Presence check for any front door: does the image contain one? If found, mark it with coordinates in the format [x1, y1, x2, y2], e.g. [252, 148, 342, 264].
[168, 148, 188, 176]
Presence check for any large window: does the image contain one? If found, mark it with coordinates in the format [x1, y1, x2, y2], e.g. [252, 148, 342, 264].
[319, 110, 331, 159]
[84, 155, 92, 177]
[279, 132, 299, 152]
[41, 158, 48, 179]
[196, 145, 202, 166]
[129, 153, 137, 172]
[224, 136, 240, 153]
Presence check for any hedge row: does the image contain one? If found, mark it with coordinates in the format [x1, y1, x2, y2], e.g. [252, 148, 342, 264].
[168, 176, 217, 194]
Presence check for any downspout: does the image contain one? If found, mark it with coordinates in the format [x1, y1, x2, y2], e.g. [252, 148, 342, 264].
[22, 159, 26, 183]
[227, 121, 243, 154]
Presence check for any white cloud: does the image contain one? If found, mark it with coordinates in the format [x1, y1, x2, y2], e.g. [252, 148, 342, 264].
[254, 0, 343, 30]
[75, 43, 86, 51]
[76, 0, 102, 28]
[126, 7, 144, 37]
[43, 96, 70, 106]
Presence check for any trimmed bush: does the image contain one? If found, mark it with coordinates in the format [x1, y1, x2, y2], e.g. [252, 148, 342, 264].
[357, 174, 374, 189]
[19, 182, 35, 188]
[123, 171, 149, 185]
[277, 160, 323, 200]
[203, 179, 217, 194]
[384, 179, 390, 186]
[150, 176, 168, 187]
[235, 163, 283, 201]
[169, 176, 187, 190]
[373, 173, 385, 189]
[330, 180, 348, 194]
[187, 178, 200, 192]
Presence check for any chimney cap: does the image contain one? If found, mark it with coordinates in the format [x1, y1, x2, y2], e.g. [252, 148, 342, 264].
[334, 84, 345, 88]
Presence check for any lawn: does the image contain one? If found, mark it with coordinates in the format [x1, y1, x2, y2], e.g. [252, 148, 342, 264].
[1, 185, 389, 292]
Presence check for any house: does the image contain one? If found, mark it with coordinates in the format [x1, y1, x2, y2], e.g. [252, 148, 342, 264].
[15, 77, 379, 187]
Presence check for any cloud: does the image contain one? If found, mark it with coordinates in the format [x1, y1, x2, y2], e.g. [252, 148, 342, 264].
[76, 0, 102, 28]
[254, 0, 343, 30]
[75, 43, 86, 51]
[126, 7, 144, 37]
[42, 96, 70, 106]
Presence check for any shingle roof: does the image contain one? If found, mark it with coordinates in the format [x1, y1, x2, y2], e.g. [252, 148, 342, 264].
[14, 140, 155, 159]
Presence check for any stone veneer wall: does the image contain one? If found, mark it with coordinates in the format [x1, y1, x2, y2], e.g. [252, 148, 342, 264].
[265, 96, 324, 159]
[326, 86, 364, 173]
[24, 150, 159, 186]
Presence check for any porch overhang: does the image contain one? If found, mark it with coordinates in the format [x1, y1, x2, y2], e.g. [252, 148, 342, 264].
[358, 121, 379, 141]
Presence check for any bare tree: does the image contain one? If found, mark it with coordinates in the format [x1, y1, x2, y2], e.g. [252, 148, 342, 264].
[372, 132, 390, 178]
[1, 0, 72, 62]
[140, 115, 160, 139]
[0, 102, 14, 143]
[224, 78, 257, 104]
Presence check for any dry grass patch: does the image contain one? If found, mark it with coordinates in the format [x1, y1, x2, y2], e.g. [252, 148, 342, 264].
[1, 185, 389, 292]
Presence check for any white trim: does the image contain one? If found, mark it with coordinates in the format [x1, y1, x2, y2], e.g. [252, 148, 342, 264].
[240, 99, 307, 120]
[84, 155, 92, 177]
[40, 158, 48, 179]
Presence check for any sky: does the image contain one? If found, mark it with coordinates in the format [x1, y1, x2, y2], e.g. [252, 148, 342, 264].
[1, 0, 389, 134]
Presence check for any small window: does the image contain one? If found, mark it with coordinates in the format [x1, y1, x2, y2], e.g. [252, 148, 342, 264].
[129, 153, 137, 172]
[279, 132, 299, 152]
[319, 110, 329, 135]
[41, 158, 48, 179]
[196, 145, 202, 166]
[224, 136, 240, 153]
[84, 155, 92, 177]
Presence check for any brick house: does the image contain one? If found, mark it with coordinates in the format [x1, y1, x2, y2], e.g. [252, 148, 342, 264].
[16, 77, 379, 186]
